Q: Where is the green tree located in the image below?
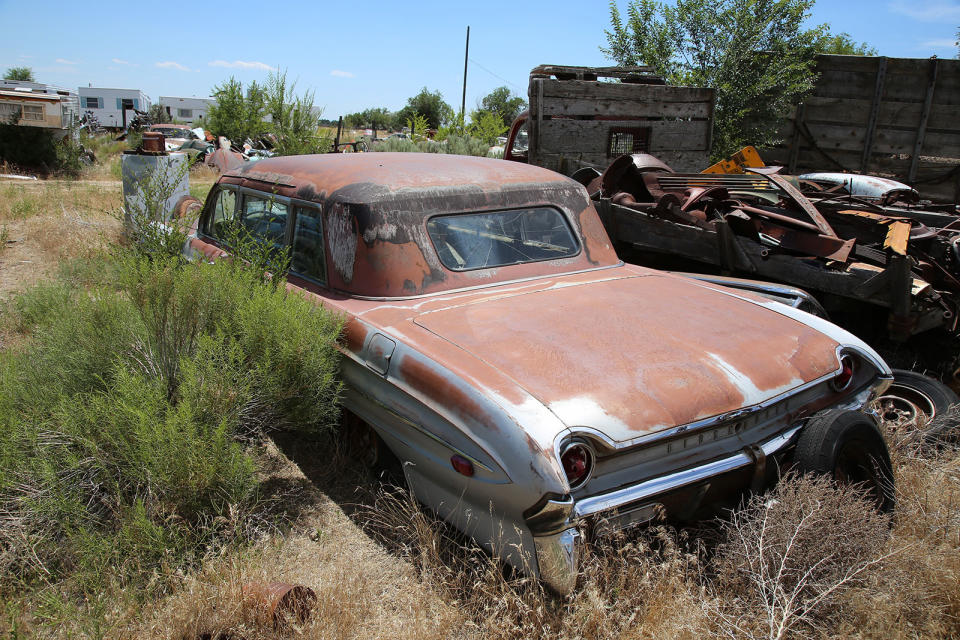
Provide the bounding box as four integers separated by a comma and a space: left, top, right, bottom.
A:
147, 103, 172, 124
479, 86, 527, 128
406, 113, 431, 140
815, 31, 877, 56
265, 69, 330, 155
206, 77, 268, 143
345, 107, 393, 137
468, 109, 508, 145
395, 87, 454, 130
3, 67, 34, 81
603, 0, 823, 159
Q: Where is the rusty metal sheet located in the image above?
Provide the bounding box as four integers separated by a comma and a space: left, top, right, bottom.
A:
753, 220, 855, 262
746, 169, 837, 238
884, 221, 910, 256
207, 148, 246, 173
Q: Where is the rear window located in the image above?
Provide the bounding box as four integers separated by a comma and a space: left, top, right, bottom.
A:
426, 208, 579, 271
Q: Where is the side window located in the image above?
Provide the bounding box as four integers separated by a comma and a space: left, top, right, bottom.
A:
208, 188, 237, 238
290, 206, 326, 283
241, 194, 288, 250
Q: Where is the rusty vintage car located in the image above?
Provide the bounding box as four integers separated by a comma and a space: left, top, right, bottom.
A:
184, 153, 895, 594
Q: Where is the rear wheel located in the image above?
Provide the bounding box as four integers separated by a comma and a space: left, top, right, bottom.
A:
794, 410, 895, 513
342, 411, 402, 480
875, 369, 959, 444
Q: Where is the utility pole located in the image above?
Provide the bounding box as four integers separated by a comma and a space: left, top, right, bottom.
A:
461, 26, 470, 133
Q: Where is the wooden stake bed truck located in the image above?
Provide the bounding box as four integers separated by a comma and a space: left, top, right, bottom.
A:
503, 65, 716, 176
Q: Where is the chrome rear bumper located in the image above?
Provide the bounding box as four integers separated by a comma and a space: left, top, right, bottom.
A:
533, 424, 802, 594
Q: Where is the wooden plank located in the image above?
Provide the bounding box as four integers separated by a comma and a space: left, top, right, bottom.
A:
539, 79, 713, 102
538, 119, 711, 156
909, 59, 940, 182
812, 71, 882, 100
883, 70, 960, 105
528, 77, 543, 168
788, 102, 805, 174
815, 55, 881, 74
885, 57, 960, 76
541, 99, 712, 119
861, 57, 887, 171
812, 70, 960, 104
884, 221, 910, 256
536, 80, 714, 118
782, 121, 960, 157
801, 97, 960, 131
771, 147, 958, 176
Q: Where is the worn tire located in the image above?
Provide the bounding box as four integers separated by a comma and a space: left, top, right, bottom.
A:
877, 369, 960, 444
342, 412, 402, 481
794, 410, 895, 513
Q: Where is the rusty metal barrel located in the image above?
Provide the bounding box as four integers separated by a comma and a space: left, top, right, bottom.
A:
241, 582, 317, 628
141, 131, 166, 153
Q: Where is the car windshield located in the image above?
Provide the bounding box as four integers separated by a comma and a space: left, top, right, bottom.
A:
427, 208, 579, 271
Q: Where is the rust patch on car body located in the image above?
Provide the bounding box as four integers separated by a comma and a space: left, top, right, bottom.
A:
397, 354, 502, 434
342, 319, 367, 354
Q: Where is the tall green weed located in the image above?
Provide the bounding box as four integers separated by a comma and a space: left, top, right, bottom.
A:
0, 254, 343, 596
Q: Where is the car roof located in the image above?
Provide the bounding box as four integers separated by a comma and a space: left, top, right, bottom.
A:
224, 152, 573, 196
214, 153, 619, 298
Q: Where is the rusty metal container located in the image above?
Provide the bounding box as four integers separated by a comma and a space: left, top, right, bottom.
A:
241, 582, 316, 628
141, 131, 165, 153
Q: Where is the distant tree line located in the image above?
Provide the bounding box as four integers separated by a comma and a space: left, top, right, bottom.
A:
343, 85, 526, 144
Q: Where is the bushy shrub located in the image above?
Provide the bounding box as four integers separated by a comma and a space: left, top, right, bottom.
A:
0, 124, 84, 176
0, 254, 343, 594
369, 134, 490, 157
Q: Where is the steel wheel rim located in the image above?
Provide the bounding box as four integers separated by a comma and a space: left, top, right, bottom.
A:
877, 383, 938, 431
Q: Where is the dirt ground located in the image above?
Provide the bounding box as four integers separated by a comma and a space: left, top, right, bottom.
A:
0, 179, 120, 299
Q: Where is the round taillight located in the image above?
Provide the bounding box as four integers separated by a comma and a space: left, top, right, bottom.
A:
832, 355, 855, 391
560, 441, 594, 489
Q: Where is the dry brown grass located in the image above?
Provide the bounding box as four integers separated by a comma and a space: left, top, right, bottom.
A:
5, 430, 960, 640
0, 180, 121, 302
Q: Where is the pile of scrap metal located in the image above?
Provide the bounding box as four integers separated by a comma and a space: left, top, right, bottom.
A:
589, 152, 960, 342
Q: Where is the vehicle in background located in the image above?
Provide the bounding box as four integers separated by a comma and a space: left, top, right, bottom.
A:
147, 124, 200, 151
503, 65, 714, 176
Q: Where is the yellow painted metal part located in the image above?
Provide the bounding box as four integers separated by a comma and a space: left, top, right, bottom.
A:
884, 221, 911, 256
702, 146, 765, 174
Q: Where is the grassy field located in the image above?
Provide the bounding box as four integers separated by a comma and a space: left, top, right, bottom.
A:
0, 152, 958, 639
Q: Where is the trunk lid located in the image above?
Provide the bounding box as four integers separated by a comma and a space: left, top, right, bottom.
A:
412, 274, 839, 443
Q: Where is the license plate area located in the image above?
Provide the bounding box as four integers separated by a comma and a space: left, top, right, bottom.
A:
591, 502, 662, 539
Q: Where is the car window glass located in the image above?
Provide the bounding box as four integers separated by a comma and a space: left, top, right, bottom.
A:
427, 208, 578, 271
291, 206, 327, 283
511, 123, 529, 154
242, 194, 288, 247
209, 188, 236, 238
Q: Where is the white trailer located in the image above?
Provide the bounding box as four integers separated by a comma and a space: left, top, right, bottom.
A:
78, 86, 150, 129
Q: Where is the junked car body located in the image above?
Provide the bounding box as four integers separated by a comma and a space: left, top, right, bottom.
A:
184, 153, 894, 594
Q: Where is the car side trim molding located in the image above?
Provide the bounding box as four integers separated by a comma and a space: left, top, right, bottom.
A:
347, 388, 496, 473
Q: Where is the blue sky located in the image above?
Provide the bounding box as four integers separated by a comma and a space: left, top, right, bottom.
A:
0, 0, 956, 119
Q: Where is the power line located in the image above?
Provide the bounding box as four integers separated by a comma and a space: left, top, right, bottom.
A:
467, 57, 524, 91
